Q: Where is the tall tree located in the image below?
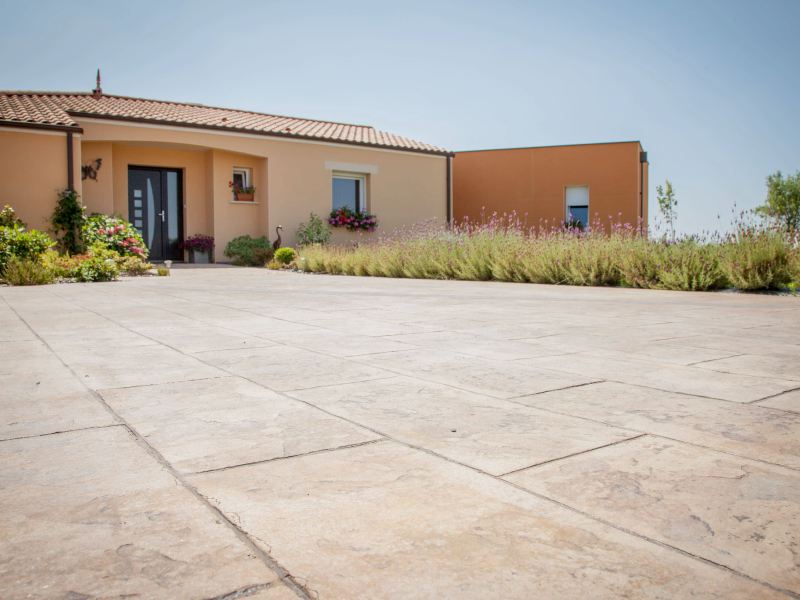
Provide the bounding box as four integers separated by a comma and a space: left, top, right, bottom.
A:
756, 170, 800, 230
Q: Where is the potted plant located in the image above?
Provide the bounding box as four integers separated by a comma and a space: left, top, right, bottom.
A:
229, 180, 256, 202
181, 234, 215, 263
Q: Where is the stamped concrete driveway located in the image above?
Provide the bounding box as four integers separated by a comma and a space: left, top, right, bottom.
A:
1, 267, 799, 600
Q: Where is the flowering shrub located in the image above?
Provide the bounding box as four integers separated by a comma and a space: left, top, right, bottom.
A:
0, 205, 25, 228
299, 213, 800, 291
329, 207, 378, 232
182, 234, 215, 252
83, 214, 148, 258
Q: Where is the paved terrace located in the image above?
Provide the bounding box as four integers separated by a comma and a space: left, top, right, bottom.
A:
1, 267, 799, 600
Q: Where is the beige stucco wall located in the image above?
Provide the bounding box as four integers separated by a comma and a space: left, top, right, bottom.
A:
0, 128, 81, 231
76, 119, 447, 261
81, 141, 113, 216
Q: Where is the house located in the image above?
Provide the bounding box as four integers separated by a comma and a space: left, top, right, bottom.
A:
0, 79, 453, 262
453, 141, 648, 230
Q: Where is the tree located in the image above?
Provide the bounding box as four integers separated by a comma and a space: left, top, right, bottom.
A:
656, 180, 677, 241
756, 170, 800, 230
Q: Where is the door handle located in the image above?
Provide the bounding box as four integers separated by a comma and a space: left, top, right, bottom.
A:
158, 210, 165, 222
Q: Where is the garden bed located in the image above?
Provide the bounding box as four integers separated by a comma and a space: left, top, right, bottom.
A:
297, 216, 799, 293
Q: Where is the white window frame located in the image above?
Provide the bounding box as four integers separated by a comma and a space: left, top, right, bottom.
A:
332, 171, 367, 213
565, 185, 590, 223
232, 167, 251, 200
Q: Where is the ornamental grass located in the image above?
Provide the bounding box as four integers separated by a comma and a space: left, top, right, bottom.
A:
299, 214, 799, 292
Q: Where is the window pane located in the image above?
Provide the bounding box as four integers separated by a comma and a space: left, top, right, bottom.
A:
332, 177, 358, 211
568, 206, 589, 228
167, 171, 179, 243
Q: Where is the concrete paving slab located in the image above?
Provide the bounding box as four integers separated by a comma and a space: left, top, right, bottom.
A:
694, 353, 800, 381
196, 345, 389, 391
0, 426, 278, 599
0, 370, 116, 440
504, 436, 800, 595
525, 353, 800, 403
287, 376, 638, 475
62, 343, 227, 391
516, 381, 800, 469
385, 330, 571, 361
102, 377, 381, 473
522, 334, 739, 366
0, 339, 65, 375
262, 327, 420, 357
360, 348, 599, 399
189, 440, 782, 600
758, 389, 800, 413
135, 324, 278, 354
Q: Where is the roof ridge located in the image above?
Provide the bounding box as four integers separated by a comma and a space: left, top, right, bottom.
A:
0, 90, 375, 129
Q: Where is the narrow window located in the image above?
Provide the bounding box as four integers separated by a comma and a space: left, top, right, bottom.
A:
332, 173, 366, 213
565, 186, 590, 229
232, 168, 250, 200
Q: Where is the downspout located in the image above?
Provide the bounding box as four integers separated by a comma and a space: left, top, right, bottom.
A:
639, 151, 647, 234
446, 155, 452, 226
67, 131, 74, 190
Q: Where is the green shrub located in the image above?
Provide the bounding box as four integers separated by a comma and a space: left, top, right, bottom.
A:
83, 214, 148, 258
274, 247, 297, 265
2, 257, 54, 286
75, 256, 118, 282
0, 205, 25, 228
118, 255, 155, 276
41, 250, 83, 278
251, 246, 275, 266
295, 213, 332, 246
224, 235, 271, 266
619, 238, 726, 291
51, 189, 85, 255
0, 226, 54, 274
719, 225, 797, 290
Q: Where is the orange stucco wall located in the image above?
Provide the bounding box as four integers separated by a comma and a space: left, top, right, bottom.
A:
0, 128, 81, 231
453, 142, 648, 230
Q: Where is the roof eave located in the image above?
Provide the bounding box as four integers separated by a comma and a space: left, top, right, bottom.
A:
67, 112, 454, 157
0, 119, 83, 133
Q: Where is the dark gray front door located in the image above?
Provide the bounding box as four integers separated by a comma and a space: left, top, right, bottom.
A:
128, 167, 183, 262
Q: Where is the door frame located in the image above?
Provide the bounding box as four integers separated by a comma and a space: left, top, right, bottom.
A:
128, 166, 185, 262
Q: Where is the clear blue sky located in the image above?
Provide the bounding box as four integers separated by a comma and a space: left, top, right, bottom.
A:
2, 0, 797, 234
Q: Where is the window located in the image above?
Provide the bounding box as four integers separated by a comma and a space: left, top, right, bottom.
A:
565, 186, 589, 228
232, 168, 251, 200
332, 172, 366, 213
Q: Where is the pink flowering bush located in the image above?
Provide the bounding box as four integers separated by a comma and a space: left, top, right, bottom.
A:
329, 206, 379, 232
83, 214, 148, 258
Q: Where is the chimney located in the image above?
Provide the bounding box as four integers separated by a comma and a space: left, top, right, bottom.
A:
92, 69, 102, 99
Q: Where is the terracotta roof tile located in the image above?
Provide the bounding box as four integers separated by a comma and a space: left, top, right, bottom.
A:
0, 91, 450, 155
